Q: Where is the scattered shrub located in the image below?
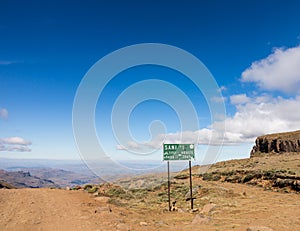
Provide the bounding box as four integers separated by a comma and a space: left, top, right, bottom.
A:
202, 173, 221, 181
174, 174, 189, 180
241, 174, 255, 183
288, 170, 296, 175
87, 186, 98, 193
83, 184, 93, 190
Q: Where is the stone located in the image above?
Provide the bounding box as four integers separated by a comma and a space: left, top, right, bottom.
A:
116, 223, 130, 231
247, 226, 274, 231
192, 214, 211, 224
191, 208, 199, 213
177, 208, 185, 213
139, 221, 148, 226
155, 221, 165, 225
93, 192, 99, 196
170, 201, 178, 211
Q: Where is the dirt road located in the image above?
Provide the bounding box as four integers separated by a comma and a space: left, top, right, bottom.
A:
0, 182, 300, 231
0, 188, 120, 231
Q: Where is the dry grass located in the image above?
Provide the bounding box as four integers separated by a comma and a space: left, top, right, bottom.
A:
1, 153, 300, 230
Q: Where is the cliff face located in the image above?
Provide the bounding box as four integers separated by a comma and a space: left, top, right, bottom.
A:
251, 130, 300, 157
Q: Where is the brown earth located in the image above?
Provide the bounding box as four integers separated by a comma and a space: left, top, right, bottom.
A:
0, 153, 300, 231
0, 182, 299, 230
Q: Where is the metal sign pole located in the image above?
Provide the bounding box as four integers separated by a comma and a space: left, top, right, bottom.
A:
167, 161, 171, 211
189, 160, 193, 210
164, 144, 195, 211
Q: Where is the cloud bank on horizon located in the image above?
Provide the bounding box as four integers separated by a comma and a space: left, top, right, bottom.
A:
0, 136, 32, 152
117, 45, 300, 151
0, 108, 32, 152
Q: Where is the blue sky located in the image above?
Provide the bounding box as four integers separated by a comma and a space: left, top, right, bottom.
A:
1, 0, 300, 163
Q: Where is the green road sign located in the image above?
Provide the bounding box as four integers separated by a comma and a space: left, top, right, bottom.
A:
163, 144, 195, 161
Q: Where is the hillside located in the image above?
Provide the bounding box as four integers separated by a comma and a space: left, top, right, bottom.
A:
1, 152, 299, 230
194, 152, 300, 193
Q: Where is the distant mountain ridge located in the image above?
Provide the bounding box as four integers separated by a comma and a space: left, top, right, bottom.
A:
26, 168, 103, 188
0, 169, 60, 188
251, 130, 300, 157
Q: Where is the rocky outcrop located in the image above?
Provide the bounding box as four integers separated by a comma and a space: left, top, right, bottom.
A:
251, 130, 300, 157
200, 169, 300, 192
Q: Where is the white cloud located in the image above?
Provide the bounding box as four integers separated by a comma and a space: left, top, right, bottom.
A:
116, 47, 300, 152
0, 108, 32, 152
0, 108, 8, 119
211, 96, 226, 103
1, 137, 32, 145
0, 136, 32, 152
116, 144, 126, 150
117, 94, 300, 151
220, 94, 300, 141
217, 86, 227, 92
3, 145, 31, 152
230, 94, 250, 105
223, 99, 295, 139
241, 45, 300, 94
